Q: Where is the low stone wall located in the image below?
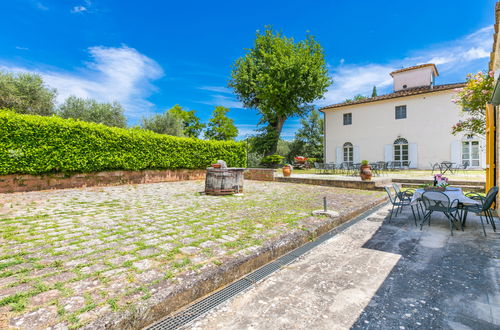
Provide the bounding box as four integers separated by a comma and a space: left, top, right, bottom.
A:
244, 168, 276, 181
0, 169, 206, 193
275, 176, 391, 190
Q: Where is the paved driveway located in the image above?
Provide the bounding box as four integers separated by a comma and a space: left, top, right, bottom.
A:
186, 204, 500, 329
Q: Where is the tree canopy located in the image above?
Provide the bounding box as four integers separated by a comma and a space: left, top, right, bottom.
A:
229, 27, 331, 155
0, 71, 56, 116
168, 105, 205, 138
204, 106, 238, 140
288, 109, 324, 160
58, 96, 127, 128
451, 71, 493, 136
141, 110, 185, 136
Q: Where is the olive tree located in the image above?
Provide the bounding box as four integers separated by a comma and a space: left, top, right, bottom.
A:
0, 71, 56, 115
58, 96, 127, 128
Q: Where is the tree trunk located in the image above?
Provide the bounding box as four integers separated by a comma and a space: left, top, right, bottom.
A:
265, 117, 285, 156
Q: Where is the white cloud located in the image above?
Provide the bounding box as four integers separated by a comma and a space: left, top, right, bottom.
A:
71, 6, 87, 13
198, 86, 232, 94
319, 26, 493, 106
0, 46, 163, 121
71, 1, 92, 13
34, 1, 48, 10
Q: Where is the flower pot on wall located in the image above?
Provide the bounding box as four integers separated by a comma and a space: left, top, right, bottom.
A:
282, 165, 292, 177
360, 164, 372, 181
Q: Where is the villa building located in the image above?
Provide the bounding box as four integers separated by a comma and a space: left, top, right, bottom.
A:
321, 64, 486, 169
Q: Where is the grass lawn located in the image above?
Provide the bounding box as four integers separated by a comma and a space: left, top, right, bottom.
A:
0, 180, 384, 329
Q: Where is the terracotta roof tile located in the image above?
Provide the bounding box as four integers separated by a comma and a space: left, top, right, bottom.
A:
319, 83, 465, 111
390, 63, 438, 76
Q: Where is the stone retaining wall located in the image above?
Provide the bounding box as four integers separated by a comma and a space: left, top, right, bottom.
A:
0, 169, 206, 193
275, 176, 391, 190
244, 168, 276, 181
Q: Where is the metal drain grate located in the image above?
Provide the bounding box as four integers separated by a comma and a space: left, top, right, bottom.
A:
148, 278, 252, 330
147, 201, 388, 330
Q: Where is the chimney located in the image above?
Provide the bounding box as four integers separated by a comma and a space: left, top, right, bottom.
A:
390, 64, 439, 92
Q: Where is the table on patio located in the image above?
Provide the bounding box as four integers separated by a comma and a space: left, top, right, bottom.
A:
410, 187, 481, 225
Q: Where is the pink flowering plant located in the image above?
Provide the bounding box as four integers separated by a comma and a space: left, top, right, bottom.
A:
434, 174, 449, 187
451, 71, 494, 136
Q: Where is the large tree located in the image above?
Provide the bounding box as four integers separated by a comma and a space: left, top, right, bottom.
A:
0, 71, 56, 115
229, 27, 331, 155
289, 109, 324, 160
168, 104, 205, 138
58, 96, 127, 128
141, 110, 185, 136
204, 106, 238, 140
452, 71, 493, 136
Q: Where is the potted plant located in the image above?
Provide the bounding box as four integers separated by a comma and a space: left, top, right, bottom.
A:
294, 156, 308, 164
360, 160, 372, 181
282, 164, 293, 177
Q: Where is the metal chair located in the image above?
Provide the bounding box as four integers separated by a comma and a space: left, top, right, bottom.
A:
391, 184, 420, 226
420, 191, 462, 236
463, 187, 498, 236
384, 186, 417, 224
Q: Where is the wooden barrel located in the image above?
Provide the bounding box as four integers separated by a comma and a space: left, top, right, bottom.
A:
205, 168, 244, 195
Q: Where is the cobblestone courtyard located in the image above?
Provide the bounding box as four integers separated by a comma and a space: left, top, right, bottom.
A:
0, 180, 384, 329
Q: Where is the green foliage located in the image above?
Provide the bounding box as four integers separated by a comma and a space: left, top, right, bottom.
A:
229, 27, 331, 155
0, 71, 56, 116
452, 71, 493, 136
345, 94, 367, 102
168, 105, 205, 138
260, 154, 284, 167
371, 86, 377, 97
288, 110, 324, 161
57, 96, 127, 128
0, 110, 246, 175
141, 110, 185, 136
204, 106, 238, 140
361, 160, 369, 166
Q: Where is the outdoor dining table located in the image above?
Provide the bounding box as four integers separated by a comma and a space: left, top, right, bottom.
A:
410, 187, 481, 225
439, 161, 455, 175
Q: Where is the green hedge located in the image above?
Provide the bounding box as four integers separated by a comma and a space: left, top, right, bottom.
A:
0, 110, 246, 175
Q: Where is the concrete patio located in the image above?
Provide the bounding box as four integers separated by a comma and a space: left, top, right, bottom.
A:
185, 203, 500, 329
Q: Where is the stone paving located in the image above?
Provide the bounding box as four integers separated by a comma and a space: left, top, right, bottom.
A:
0, 180, 384, 329
186, 203, 499, 329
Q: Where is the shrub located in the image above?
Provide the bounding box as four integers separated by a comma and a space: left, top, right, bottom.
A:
0, 110, 246, 175
260, 154, 284, 168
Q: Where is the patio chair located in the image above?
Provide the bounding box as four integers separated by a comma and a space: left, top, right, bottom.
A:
420, 191, 462, 236
430, 162, 442, 175
392, 184, 420, 226
463, 187, 498, 236
377, 161, 388, 176
384, 187, 418, 224
370, 163, 379, 176
314, 162, 327, 174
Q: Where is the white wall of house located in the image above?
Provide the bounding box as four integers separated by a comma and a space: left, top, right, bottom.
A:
323, 90, 486, 169
393, 66, 436, 91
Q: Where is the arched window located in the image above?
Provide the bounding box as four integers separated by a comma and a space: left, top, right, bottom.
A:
393, 138, 408, 165
343, 142, 353, 163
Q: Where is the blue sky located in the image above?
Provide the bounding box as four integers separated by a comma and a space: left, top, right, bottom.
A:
0, 0, 496, 139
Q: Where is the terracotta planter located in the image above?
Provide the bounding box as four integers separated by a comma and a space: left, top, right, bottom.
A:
282, 166, 292, 177
360, 164, 372, 181
212, 164, 222, 169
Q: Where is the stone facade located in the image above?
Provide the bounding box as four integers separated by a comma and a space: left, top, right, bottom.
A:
0, 169, 206, 193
